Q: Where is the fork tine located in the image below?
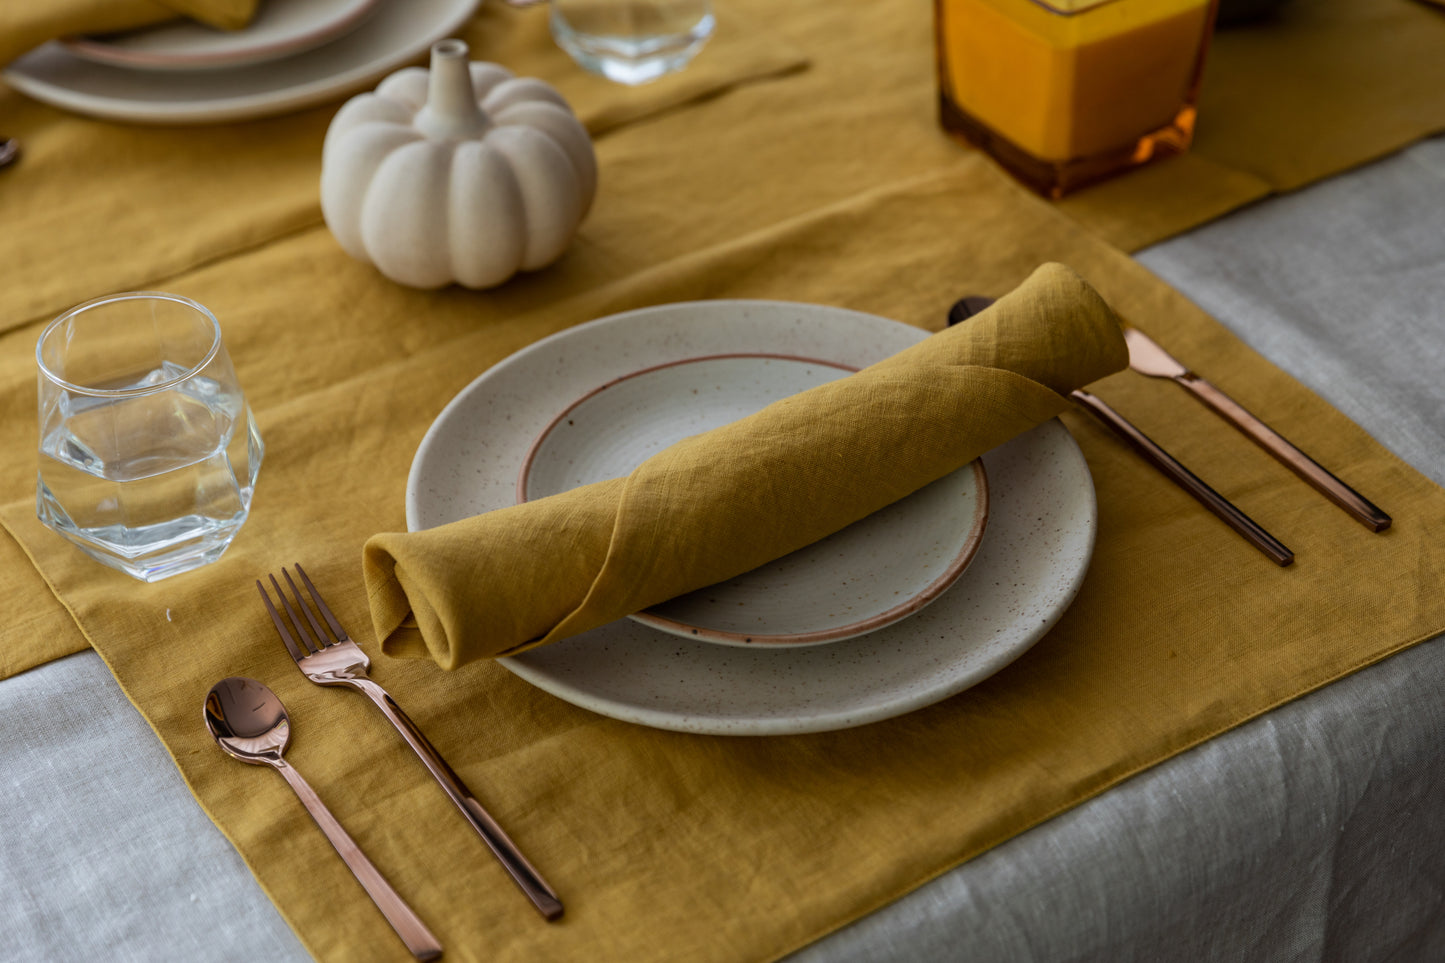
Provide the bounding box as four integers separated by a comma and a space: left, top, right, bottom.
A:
295, 563, 352, 643
258, 579, 309, 662
269, 573, 319, 655
282, 567, 334, 648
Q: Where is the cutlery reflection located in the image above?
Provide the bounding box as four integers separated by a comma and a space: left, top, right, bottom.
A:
1123, 327, 1391, 532
258, 565, 564, 921
204, 677, 443, 962
948, 296, 1294, 566
0, 138, 19, 169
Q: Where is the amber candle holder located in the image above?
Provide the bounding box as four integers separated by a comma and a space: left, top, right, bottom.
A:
935, 0, 1219, 198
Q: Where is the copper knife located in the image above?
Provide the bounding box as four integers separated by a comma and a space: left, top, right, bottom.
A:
1123, 328, 1391, 532
1070, 389, 1294, 566
948, 296, 1294, 565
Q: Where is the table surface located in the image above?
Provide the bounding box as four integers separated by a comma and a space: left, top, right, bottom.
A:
3, 129, 1442, 961
7, 0, 1445, 949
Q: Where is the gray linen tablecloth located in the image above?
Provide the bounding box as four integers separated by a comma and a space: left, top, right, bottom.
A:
4, 137, 1444, 961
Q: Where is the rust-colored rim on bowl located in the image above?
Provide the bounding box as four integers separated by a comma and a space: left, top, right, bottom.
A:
516, 352, 991, 647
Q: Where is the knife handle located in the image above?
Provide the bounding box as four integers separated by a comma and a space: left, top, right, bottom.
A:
1178, 375, 1391, 532
1070, 390, 1294, 566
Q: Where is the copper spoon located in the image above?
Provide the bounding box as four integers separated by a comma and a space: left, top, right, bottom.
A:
204, 677, 442, 961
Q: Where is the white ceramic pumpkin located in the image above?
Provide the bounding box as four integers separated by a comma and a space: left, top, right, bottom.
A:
321, 39, 598, 290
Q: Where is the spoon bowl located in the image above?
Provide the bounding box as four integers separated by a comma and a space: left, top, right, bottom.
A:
204, 676, 291, 763
201, 675, 442, 960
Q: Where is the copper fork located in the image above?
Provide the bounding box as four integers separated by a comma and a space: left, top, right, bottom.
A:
258, 564, 564, 921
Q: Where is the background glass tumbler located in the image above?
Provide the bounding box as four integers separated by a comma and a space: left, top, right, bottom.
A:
935, 0, 1219, 198
551, 0, 715, 85
35, 292, 263, 582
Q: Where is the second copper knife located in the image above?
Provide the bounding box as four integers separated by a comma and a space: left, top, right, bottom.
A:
1123, 328, 1391, 532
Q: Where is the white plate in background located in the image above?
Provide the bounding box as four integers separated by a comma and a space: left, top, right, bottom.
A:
63, 0, 384, 72
5, 0, 478, 124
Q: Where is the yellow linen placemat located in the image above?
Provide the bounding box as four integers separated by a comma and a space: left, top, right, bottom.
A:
0, 0, 806, 335
0, 0, 260, 67
2, 154, 1442, 963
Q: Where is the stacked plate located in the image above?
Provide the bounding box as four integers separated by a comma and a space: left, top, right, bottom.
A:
408, 300, 1101, 736
3, 0, 481, 123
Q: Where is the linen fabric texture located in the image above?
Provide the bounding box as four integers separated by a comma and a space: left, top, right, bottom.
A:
363, 263, 1128, 666
3, 2, 1445, 961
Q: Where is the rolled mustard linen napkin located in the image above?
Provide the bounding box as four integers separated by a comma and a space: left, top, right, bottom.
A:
363, 263, 1128, 667
1, 0, 260, 66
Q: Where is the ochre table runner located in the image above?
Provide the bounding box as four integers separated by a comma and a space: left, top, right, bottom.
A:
0, 0, 806, 333
4, 154, 1444, 961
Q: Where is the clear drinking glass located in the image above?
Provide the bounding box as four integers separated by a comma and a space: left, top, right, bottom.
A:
35, 292, 263, 582
550, 0, 715, 85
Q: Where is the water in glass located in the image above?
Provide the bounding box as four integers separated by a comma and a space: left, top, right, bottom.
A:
550, 0, 714, 85
35, 293, 263, 582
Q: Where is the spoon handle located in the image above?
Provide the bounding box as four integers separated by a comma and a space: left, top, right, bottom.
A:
271, 759, 443, 961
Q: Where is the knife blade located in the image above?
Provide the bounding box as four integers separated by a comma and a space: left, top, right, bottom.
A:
947, 296, 1294, 566
1123, 327, 1391, 532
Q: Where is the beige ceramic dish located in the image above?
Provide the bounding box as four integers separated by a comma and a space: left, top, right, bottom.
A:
5, 0, 477, 124
407, 300, 1098, 735
63, 0, 383, 72
518, 353, 990, 648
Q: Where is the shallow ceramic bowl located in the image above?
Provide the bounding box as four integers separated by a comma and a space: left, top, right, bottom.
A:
519, 353, 989, 647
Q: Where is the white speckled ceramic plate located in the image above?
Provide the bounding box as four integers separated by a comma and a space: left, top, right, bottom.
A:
4, 0, 477, 124
63, 0, 383, 72
408, 300, 1097, 735
518, 353, 989, 647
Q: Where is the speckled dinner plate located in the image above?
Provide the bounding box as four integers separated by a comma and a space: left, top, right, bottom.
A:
63, 0, 383, 72
5, 0, 477, 123
407, 300, 1097, 735
518, 353, 990, 648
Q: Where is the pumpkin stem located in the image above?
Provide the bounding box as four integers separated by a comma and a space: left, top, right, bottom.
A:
414, 39, 492, 142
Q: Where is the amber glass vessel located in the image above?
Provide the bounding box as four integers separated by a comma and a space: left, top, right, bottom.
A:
935, 0, 1218, 198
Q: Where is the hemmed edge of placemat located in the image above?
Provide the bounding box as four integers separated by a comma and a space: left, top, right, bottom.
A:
0, 515, 91, 678
763, 622, 1445, 963
0, 511, 329, 961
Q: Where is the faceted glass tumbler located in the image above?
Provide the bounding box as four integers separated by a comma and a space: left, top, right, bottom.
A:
35, 292, 263, 582
550, 0, 715, 85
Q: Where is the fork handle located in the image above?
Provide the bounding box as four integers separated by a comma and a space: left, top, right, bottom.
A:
350, 678, 565, 921
270, 759, 442, 961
